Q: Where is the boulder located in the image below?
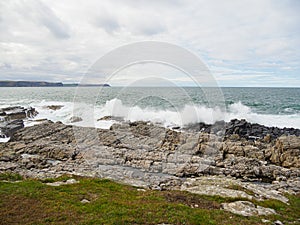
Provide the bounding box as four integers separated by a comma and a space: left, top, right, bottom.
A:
269, 135, 300, 168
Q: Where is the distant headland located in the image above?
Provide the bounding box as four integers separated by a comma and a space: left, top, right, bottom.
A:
0, 81, 110, 87
63, 83, 111, 87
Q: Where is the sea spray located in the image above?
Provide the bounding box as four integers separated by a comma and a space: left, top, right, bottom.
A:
25, 98, 300, 129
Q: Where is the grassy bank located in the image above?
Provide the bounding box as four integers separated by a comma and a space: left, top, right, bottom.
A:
0, 174, 299, 225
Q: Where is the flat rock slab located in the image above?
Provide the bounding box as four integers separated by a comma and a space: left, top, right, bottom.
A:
181, 184, 253, 200
221, 201, 276, 217
182, 177, 289, 204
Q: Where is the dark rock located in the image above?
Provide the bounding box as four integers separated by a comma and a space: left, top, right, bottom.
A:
0, 106, 38, 121
69, 116, 83, 123
46, 105, 63, 110
184, 119, 300, 141
0, 120, 24, 137
183, 122, 211, 132
97, 116, 124, 122
0, 106, 38, 138
0, 110, 6, 116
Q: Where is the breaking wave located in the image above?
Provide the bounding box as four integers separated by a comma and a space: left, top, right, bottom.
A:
21, 98, 300, 129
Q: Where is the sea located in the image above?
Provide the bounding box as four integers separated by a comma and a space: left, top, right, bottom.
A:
0, 87, 299, 140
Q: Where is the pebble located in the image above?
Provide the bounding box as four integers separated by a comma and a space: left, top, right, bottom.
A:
80, 199, 90, 204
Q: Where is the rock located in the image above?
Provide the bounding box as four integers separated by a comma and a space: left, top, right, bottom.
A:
137, 188, 146, 192
182, 184, 253, 200
0, 120, 24, 137
46, 105, 63, 110
0, 106, 38, 120
273, 220, 283, 225
160, 129, 181, 151
184, 122, 211, 133
0, 118, 300, 202
30, 118, 50, 123
97, 116, 123, 122
264, 134, 271, 143
221, 201, 276, 216
181, 176, 289, 204
69, 116, 83, 123
98, 116, 112, 121
269, 135, 300, 168
184, 119, 300, 141
262, 219, 270, 223
0, 106, 38, 138
80, 199, 90, 203
46, 179, 79, 186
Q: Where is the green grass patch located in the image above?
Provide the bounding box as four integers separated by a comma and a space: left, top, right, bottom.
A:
0, 175, 299, 224
253, 194, 300, 223
0, 172, 23, 181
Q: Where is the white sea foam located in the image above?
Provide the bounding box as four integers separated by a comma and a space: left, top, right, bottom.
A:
0, 137, 10, 143
27, 98, 300, 129
0, 98, 300, 143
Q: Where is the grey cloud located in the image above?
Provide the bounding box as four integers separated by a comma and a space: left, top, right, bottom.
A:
34, 0, 70, 39
0, 63, 12, 69
11, 0, 71, 39
135, 23, 166, 36
114, 0, 182, 9
95, 16, 120, 34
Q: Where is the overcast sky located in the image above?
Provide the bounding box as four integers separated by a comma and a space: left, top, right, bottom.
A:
0, 0, 299, 87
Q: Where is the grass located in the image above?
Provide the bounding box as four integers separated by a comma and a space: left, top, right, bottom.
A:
0, 174, 299, 225
0, 172, 23, 181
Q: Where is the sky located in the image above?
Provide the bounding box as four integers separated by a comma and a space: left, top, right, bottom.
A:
0, 0, 299, 87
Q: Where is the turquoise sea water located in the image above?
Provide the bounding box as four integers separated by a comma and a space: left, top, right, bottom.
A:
0, 87, 299, 129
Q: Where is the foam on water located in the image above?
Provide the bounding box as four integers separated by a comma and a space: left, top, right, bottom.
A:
27, 98, 300, 129
97, 99, 300, 128
1, 97, 300, 143
0, 137, 10, 143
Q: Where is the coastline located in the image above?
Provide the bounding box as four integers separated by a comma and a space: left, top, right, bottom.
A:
0, 105, 300, 222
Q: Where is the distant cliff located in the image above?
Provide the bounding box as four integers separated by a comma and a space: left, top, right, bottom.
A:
0, 81, 63, 87
63, 83, 111, 87
0, 81, 110, 87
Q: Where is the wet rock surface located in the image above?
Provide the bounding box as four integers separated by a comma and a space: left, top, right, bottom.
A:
69, 116, 83, 123
46, 105, 64, 111
0, 106, 38, 138
184, 119, 300, 140
0, 119, 299, 213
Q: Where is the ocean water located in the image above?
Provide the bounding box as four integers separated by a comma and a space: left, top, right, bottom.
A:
0, 87, 299, 131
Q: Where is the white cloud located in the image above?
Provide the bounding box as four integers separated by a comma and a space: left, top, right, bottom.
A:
0, 0, 299, 86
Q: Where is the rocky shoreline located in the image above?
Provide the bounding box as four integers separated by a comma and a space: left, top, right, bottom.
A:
0, 106, 300, 218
